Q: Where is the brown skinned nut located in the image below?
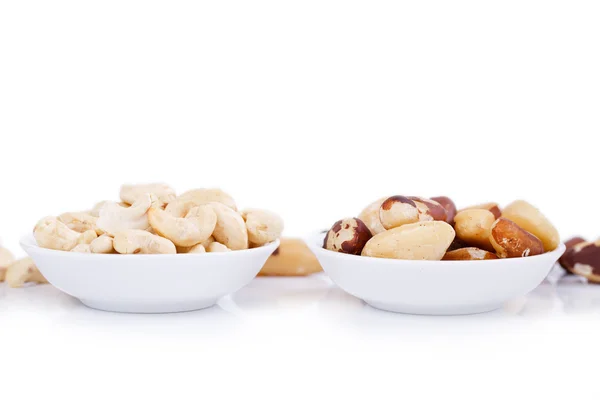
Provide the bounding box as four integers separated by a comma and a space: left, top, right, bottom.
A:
489, 218, 544, 258
443, 247, 499, 261
559, 237, 587, 273
323, 218, 373, 255
379, 196, 419, 229
431, 196, 457, 225
559, 240, 600, 283
501, 200, 560, 252
408, 197, 448, 222
460, 203, 502, 220
447, 237, 469, 252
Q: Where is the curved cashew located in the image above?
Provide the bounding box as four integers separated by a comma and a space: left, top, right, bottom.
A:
206, 242, 231, 253
176, 236, 215, 253
90, 234, 115, 254
5, 257, 48, 288
113, 230, 176, 254
58, 212, 103, 235
166, 188, 237, 217
120, 183, 176, 208
96, 194, 156, 236
148, 205, 217, 247
208, 202, 248, 250
34, 217, 85, 251
241, 208, 284, 246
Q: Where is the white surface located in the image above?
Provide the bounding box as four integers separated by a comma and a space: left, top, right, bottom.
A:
2, 269, 600, 399
1, 0, 599, 398
309, 231, 566, 314
21, 234, 278, 313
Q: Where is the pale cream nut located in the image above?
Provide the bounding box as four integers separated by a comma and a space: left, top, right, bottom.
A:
361, 221, 455, 260
5, 257, 48, 288
34, 217, 83, 251
241, 208, 284, 246
208, 202, 249, 250
148, 205, 217, 247
120, 183, 176, 208
97, 194, 157, 236
113, 229, 176, 254
206, 242, 231, 253
358, 197, 387, 235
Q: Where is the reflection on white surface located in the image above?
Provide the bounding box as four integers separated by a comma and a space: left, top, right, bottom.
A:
2, 263, 600, 332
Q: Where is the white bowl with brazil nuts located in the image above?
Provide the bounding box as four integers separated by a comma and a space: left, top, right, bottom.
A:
21, 234, 279, 313
308, 231, 565, 316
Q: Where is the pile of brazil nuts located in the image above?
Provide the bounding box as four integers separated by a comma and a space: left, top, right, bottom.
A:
559, 237, 600, 283
323, 196, 560, 261
32, 183, 284, 255
0, 241, 47, 288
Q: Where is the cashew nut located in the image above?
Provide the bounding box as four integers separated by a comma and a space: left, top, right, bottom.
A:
71, 244, 92, 253
90, 201, 129, 217
206, 242, 231, 253
90, 234, 115, 254
5, 257, 48, 288
34, 217, 87, 251
120, 183, 176, 208
166, 188, 237, 216
148, 205, 217, 247
208, 202, 248, 250
96, 194, 157, 236
241, 208, 284, 246
58, 212, 102, 234
113, 230, 176, 254
186, 243, 207, 253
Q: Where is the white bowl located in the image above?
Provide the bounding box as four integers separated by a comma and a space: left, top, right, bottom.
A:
21, 234, 279, 314
307, 232, 565, 315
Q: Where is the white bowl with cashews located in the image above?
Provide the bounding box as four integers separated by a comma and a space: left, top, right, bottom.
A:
310, 196, 566, 315
21, 184, 283, 313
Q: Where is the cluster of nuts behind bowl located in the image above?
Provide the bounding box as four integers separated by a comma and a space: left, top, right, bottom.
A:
323, 196, 560, 261
33, 183, 284, 255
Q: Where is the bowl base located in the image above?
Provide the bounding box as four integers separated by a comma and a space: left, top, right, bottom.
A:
80, 298, 218, 314
365, 300, 502, 316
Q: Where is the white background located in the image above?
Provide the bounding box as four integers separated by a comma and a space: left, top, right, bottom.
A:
1, 1, 599, 399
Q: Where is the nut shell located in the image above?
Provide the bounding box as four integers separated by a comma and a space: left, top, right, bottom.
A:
361, 221, 455, 260
489, 218, 544, 258
443, 247, 499, 261
324, 218, 372, 255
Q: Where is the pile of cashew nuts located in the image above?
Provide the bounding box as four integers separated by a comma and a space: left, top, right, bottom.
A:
324, 196, 560, 261
32, 184, 284, 255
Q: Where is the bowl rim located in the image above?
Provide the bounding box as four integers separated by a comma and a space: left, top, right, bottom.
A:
20, 233, 279, 259
305, 230, 566, 265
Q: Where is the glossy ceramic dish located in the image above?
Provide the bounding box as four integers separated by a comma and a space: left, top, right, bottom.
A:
21, 234, 279, 314
307, 231, 565, 315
